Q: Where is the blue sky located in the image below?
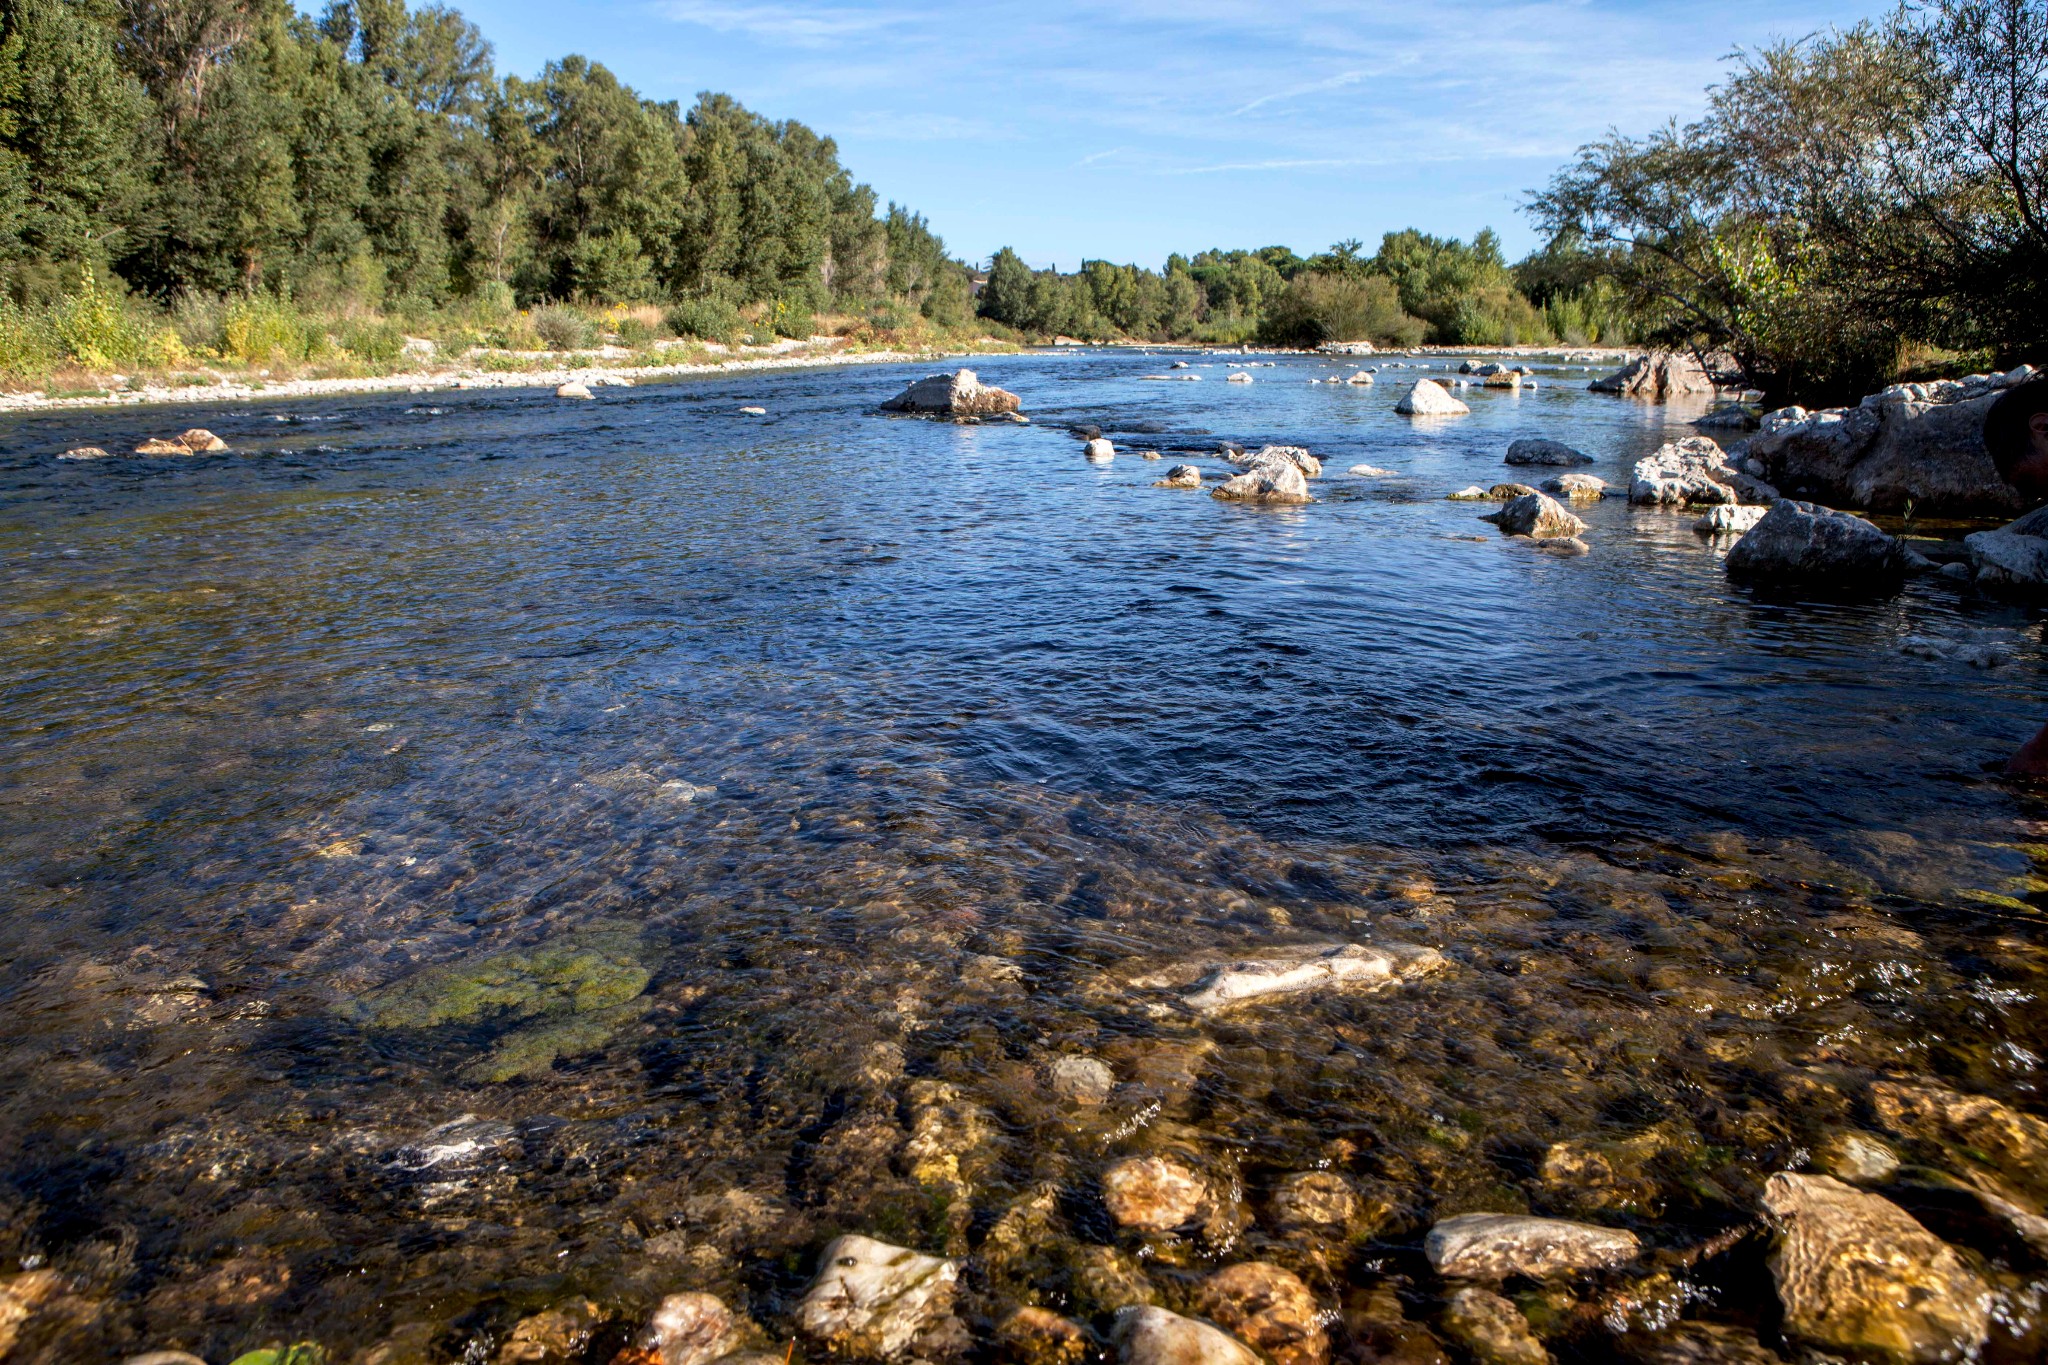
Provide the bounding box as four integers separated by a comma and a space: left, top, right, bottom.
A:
450, 0, 1885, 271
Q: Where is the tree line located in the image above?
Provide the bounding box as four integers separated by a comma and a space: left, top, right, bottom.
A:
0, 0, 970, 324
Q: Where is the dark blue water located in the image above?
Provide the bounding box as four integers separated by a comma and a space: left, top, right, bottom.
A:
0, 351, 2044, 1364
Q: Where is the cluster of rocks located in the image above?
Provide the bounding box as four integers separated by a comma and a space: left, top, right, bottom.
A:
59, 428, 231, 460
1736, 365, 2033, 517
1212, 446, 1320, 505
880, 370, 1027, 422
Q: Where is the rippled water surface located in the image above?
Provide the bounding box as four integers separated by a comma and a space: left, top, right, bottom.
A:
3, 351, 2048, 1363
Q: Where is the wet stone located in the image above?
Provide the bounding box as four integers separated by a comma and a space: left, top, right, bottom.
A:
1113, 1305, 1259, 1365
1068, 1244, 1159, 1315
1268, 1170, 1360, 1235
1103, 1155, 1206, 1232
625, 1292, 740, 1365
1815, 1131, 1900, 1185
1762, 1172, 1990, 1364
1129, 941, 1443, 1016
996, 1307, 1092, 1365
1195, 1262, 1327, 1365
1619, 1323, 1782, 1364
496, 1298, 606, 1362
1438, 1288, 1547, 1365
1048, 1054, 1116, 1105
797, 1234, 961, 1358
1425, 1213, 1641, 1280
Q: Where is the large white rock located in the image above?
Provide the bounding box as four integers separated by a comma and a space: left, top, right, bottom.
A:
1213, 463, 1311, 505
1425, 1213, 1641, 1279
1085, 439, 1116, 462
879, 369, 1022, 417
1395, 379, 1470, 416
1130, 941, 1443, 1015
797, 1234, 959, 1357
1113, 1306, 1259, 1365
1484, 493, 1585, 539
1630, 436, 1739, 506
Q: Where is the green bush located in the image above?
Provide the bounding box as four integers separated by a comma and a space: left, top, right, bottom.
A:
1257, 273, 1424, 348
665, 296, 741, 341
530, 305, 594, 351
768, 296, 814, 339
222, 294, 327, 365
614, 315, 657, 346
332, 318, 405, 365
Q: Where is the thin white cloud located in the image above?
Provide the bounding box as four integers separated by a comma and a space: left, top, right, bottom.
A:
652, 0, 917, 47
1230, 70, 1370, 118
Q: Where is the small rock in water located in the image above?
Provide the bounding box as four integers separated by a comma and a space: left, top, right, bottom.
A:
1048, 1054, 1115, 1105
556, 381, 594, 400
1131, 941, 1443, 1015
1425, 1212, 1641, 1279
1348, 464, 1395, 477
1693, 504, 1767, 535
1102, 1155, 1207, 1231
738, 405, 767, 415
1483, 493, 1585, 539
1762, 1172, 1990, 1364
1438, 1288, 1546, 1365
797, 1234, 960, 1357
1816, 1131, 1900, 1184
1345, 371, 1375, 385
389, 1114, 516, 1172
1448, 486, 1490, 501
1153, 465, 1202, 489
1487, 483, 1539, 500
1504, 438, 1591, 467
1226, 372, 1254, 383
880, 369, 1022, 417
1086, 438, 1116, 462
997, 1307, 1092, 1365
1543, 473, 1607, 500
135, 428, 229, 455
630, 1291, 740, 1365
498, 1299, 607, 1362
58, 446, 112, 461
657, 780, 716, 802
1213, 463, 1311, 505
1195, 1262, 1326, 1365
1269, 1171, 1362, 1235
1395, 378, 1470, 416
1899, 631, 2013, 668
1113, 1305, 1259, 1365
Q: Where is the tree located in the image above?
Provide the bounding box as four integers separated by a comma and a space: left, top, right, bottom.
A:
978, 245, 1032, 327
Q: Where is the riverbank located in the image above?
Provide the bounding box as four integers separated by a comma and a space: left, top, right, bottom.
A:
0, 337, 1017, 416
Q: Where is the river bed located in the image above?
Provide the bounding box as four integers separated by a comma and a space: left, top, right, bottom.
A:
2, 350, 2045, 1363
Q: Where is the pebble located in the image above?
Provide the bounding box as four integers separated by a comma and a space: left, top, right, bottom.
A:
1438, 1288, 1546, 1365
797, 1234, 959, 1357
1424, 1212, 1641, 1279
1196, 1262, 1326, 1365
1048, 1054, 1115, 1105
1102, 1155, 1206, 1231
634, 1292, 739, 1365
996, 1307, 1091, 1365
738, 406, 766, 415
1113, 1305, 1259, 1365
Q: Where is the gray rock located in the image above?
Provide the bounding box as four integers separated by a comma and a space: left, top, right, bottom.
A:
1723, 500, 1926, 586
1424, 1212, 1641, 1279
1131, 941, 1444, 1016
1966, 505, 2048, 591
637, 1292, 741, 1365
1543, 474, 1607, 501
1113, 1306, 1259, 1365
1396, 379, 1470, 416
1048, 1055, 1115, 1105
1085, 438, 1116, 462
1693, 504, 1768, 535
1589, 350, 1715, 400
1630, 436, 1739, 506
1439, 1288, 1547, 1365
1505, 439, 1592, 467
1746, 383, 2022, 517
1762, 1172, 1990, 1364
1484, 493, 1586, 539
1213, 462, 1311, 505
1154, 464, 1203, 489
797, 1234, 960, 1357
1233, 445, 1320, 477
880, 369, 1022, 418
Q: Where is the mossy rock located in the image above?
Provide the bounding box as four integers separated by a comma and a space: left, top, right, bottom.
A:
349, 928, 651, 1033
463, 998, 653, 1082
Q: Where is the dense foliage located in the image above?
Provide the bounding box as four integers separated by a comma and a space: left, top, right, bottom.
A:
974, 232, 1634, 350
0, 0, 972, 375
1529, 0, 2047, 405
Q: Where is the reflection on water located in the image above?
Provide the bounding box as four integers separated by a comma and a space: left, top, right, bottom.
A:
1, 352, 2046, 1362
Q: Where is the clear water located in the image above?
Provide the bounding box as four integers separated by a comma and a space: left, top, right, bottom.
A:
1, 352, 2044, 1363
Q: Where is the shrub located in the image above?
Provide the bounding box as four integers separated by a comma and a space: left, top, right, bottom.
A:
531, 305, 594, 351
665, 296, 741, 341
768, 296, 814, 339
222, 295, 327, 366
1257, 273, 1424, 348
332, 318, 405, 366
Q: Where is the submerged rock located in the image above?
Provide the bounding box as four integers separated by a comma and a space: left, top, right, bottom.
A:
1048, 1054, 1115, 1105
1103, 1156, 1208, 1232
1269, 1171, 1367, 1236
1196, 1263, 1326, 1365
1113, 1306, 1259, 1365
1439, 1289, 1547, 1365
1130, 941, 1444, 1015
997, 1308, 1092, 1365
1868, 1080, 2048, 1188
1349, 464, 1396, 476
1723, 500, 1926, 587
1483, 493, 1585, 539
1761, 1172, 1990, 1364
500, 1299, 607, 1362
1816, 1132, 1901, 1185
1505, 438, 1591, 467
348, 927, 650, 1033
798, 1234, 960, 1357
1154, 465, 1203, 489
1396, 379, 1470, 416
880, 369, 1023, 418
1424, 1213, 1641, 1279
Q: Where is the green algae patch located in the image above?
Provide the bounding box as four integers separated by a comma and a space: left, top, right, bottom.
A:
462, 997, 653, 1082
348, 928, 652, 1034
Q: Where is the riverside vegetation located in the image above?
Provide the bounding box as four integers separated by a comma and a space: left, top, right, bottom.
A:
3, 0, 2040, 406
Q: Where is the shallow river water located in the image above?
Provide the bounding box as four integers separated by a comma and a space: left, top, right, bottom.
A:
3, 351, 2048, 1364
